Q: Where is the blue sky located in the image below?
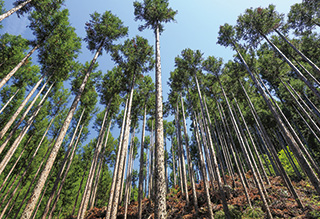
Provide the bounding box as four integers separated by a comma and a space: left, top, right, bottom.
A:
1, 0, 302, 180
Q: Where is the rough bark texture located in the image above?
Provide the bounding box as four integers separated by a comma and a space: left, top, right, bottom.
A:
0, 43, 39, 90
21, 44, 103, 219
154, 24, 167, 219
0, 0, 32, 21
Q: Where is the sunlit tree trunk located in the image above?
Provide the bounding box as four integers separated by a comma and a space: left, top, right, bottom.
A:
21, 41, 104, 219
0, 0, 32, 21
105, 97, 129, 219
0, 44, 40, 90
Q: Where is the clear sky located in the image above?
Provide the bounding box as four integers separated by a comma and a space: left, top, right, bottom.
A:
1, 0, 302, 177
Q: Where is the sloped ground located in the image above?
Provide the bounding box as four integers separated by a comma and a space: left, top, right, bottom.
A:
68, 173, 320, 218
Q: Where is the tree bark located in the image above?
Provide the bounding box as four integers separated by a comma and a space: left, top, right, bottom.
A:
0, 0, 32, 21
154, 24, 167, 219
180, 96, 198, 213
0, 43, 40, 90
110, 74, 135, 219
21, 41, 104, 219
105, 97, 129, 219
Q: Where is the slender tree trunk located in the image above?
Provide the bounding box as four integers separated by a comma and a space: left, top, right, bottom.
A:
175, 103, 189, 203
172, 140, 177, 187
0, 88, 20, 114
48, 125, 84, 219
90, 121, 112, 209
233, 95, 270, 185
42, 109, 85, 219
0, 73, 47, 142
72, 167, 87, 216
0, 43, 40, 90
21, 41, 104, 219
138, 104, 147, 219
217, 80, 272, 217
31, 182, 48, 219
105, 97, 129, 219
303, 93, 320, 119
154, 24, 167, 219
0, 81, 52, 175
180, 96, 198, 212
124, 129, 135, 219
110, 74, 135, 219
194, 74, 231, 218
275, 29, 320, 76
193, 116, 214, 219
78, 99, 111, 219
262, 33, 320, 100
0, 0, 32, 21
236, 53, 305, 207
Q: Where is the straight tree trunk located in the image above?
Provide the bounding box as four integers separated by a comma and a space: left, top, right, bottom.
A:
154, 24, 167, 219
105, 97, 129, 219
261, 33, 320, 100
175, 103, 189, 203
0, 0, 32, 21
180, 96, 198, 213
72, 167, 88, 216
0, 81, 52, 175
0, 73, 46, 142
21, 41, 104, 219
172, 140, 177, 187
194, 74, 231, 218
0, 43, 40, 90
48, 125, 84, 219
78, 99, 111, 219
90, 121, 112, 209
42, 109, 85, 219
275, 29, 320, 75
138, 104, 147, 219
110, 74, 135, 219
236, 54, 305, 207
193, 115, 214, 219
0, 88, 20, 114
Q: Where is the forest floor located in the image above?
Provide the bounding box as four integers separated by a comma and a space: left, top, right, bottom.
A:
70, 172, 320, 218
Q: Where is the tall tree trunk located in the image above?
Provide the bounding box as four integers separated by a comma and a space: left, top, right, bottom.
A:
21, 41, 104, 219
154, 24, 167, 219
90, 120, 112, 209
0, 43, 40, 90
193, 115, 214, 219
194, 74, 231, 218
110, 74, 135, 219
0, 0, 32, 21
175, 103, 189, 203
172, 140, 177, 187
0, 73, 47, 142
48, 125, 84, 219
261, 33, 320, 100
275, 29, 320, 76
180, 96, 198, 213
0, 81, 52, 175
78, 99, 112, 219
138, 104, 147, 219
233, 95, 270, 185
72, 167, 88, 216
42, 109, 85, 219
105, 97, 129, 219
124, 129, 135, 219
0, 88, 20, 114
236, 54, 305, 207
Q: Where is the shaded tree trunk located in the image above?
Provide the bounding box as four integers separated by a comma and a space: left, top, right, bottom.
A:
0, 0, 32, 21
0, 88, 20, 114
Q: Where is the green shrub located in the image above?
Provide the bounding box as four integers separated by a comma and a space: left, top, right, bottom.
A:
214, 205, 242, 219
242, 207, 264, 219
